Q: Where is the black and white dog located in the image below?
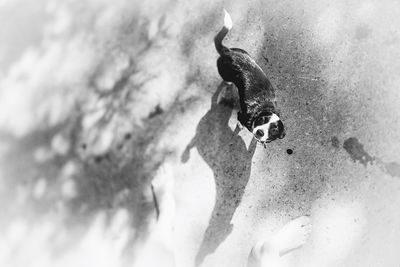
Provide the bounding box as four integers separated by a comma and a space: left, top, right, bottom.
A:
214, 10, 285, 145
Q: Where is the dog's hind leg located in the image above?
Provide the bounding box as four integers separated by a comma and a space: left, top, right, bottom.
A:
217, 82, 237, 108
217, 56, 236, 83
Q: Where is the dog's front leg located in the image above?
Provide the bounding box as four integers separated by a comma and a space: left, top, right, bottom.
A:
236, 120, 244, 130
234, 122, 243, 135
234, 111, 245, 134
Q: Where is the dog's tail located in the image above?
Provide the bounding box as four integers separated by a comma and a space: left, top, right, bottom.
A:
214, 9, 232, 55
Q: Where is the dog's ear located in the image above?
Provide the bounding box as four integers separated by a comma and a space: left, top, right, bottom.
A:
278, 120, 286, 139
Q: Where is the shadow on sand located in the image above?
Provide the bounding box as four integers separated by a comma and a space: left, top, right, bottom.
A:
181, 82, 257, 266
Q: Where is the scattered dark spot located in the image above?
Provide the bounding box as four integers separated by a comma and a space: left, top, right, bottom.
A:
306, 102, 309, 105
263, 55, 269, 62
343, 137, 374, 166
124, 133, 132, 140
384, 162, 400, 178
331, 136, 340, 148
287, 149, 293, 155
148, 104, 163, 119
81, 143, 87, 149
342, 138, 400, 178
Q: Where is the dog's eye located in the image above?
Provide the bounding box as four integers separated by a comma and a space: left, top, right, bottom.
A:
255, 129, 264, 138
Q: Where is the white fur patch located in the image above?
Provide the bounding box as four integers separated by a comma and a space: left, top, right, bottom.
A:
252, 113, 280, 142
268, 113, 280, 124
223, 9, 233, 30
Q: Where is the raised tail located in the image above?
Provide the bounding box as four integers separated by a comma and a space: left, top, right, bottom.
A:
214, 9, 232, 55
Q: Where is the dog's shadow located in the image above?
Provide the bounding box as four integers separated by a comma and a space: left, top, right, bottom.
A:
182, 82, 257, 266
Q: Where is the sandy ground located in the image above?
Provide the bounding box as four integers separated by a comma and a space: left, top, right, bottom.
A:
1, 0, 400, 266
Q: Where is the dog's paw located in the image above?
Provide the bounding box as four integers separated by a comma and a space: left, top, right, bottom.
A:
234, 123, 243, 134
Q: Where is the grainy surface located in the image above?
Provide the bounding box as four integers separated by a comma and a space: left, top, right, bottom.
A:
0, 0, 400, 267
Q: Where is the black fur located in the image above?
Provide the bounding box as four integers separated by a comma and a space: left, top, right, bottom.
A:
214, 14, 285, 142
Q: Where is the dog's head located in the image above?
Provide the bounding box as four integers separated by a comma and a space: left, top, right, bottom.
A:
252, 112, 285, 143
